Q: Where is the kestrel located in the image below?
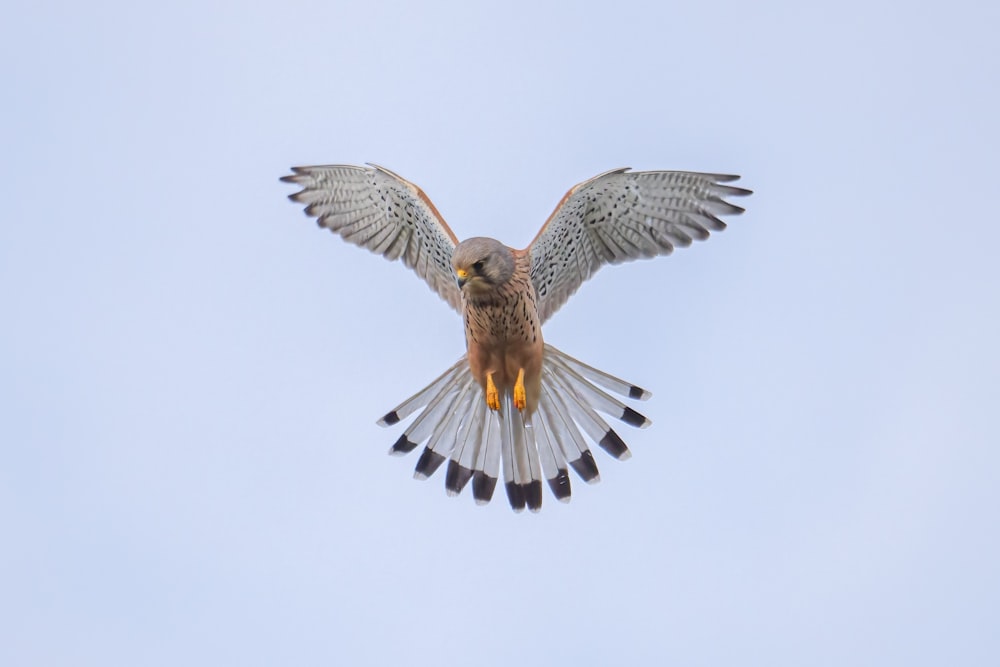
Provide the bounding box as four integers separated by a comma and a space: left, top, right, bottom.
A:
282, 164, 750, 512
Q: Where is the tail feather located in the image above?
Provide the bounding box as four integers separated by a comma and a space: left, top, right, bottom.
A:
429, 382, 476, 458
471, 410, 500, 503
546, 351, 652, 428
378, 344, 650, 511
445, 384, 486, 496
545, 344, 652, 401
500, 393, 543, 512
413, 381, 476, 480
498, 397, 525, 511
457, 401, 484, 472
445, 458, 475, 496
377, 356, 467, 427
540, 385, 601, 483
533, 403, 571, 502
388, 375, 464, 455
544, 366, 632, 461
413, 446, 446, 480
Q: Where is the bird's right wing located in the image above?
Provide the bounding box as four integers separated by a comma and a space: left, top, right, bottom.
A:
282, 164, 463, 312
527, 169, 751, 323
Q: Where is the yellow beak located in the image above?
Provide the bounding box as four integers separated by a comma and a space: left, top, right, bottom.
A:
456, 268, 468, 288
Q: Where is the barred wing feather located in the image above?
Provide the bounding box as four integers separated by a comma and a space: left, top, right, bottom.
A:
528, 169, 751, 323
282, 164, 463, 312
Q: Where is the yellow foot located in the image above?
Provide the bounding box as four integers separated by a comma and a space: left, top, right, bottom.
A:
513, 368, 527, 411
486, 372, 501, 411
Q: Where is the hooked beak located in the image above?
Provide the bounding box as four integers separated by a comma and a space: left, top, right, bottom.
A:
456, 268, 468, 289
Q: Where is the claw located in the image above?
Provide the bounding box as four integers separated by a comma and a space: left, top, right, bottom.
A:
485, 372, 501, 411
513, 368, 526, 411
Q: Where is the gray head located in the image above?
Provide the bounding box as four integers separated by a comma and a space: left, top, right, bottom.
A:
452, 237, 516, 297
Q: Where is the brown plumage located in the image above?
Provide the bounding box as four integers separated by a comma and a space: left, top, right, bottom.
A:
452, 239, 543, 417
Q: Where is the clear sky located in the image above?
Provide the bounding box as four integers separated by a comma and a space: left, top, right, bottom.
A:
2, 1, 998, 665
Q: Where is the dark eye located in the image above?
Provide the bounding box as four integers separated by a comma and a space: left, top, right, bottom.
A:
472, 260, 484, 272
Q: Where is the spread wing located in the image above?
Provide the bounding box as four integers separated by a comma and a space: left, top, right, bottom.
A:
282, 163, 463, 312
527, 168, 751, 323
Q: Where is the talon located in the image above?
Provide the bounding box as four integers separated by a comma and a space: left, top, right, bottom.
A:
486, 372, 501, 411
513, 368, 527, 411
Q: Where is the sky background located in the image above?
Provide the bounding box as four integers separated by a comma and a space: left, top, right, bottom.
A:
2, 1, 998, 665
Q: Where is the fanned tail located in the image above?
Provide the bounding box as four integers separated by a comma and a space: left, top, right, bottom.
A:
376, 343, 651, 512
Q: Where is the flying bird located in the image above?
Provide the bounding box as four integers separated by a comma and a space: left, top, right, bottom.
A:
282, 164, 750, 512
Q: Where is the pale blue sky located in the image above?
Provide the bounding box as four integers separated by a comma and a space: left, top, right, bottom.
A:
2, 1, 998, 665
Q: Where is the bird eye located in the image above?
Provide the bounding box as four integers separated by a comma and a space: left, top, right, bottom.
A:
472, 260, 484, 272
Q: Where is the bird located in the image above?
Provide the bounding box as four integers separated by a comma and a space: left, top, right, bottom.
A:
281, 163, 750, 512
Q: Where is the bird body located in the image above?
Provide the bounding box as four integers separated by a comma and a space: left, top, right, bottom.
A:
282, 163, 750, 511
457, 244, 543, 416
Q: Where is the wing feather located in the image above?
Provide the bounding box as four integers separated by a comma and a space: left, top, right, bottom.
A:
282, 164, 462, 312
527, 169, 751, 322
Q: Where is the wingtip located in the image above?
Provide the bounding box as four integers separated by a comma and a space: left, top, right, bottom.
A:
712, 173, 742, 183
718, 184, 753, 202
280, 166, 310, 183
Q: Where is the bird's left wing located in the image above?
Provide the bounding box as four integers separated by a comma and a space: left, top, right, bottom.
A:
282, 164, 463, 312
527, 169, 751, 323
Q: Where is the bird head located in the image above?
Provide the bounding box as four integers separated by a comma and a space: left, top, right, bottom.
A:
452, 237, 516, 297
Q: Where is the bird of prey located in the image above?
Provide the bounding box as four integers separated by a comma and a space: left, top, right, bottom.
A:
282, 164, 750, 512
